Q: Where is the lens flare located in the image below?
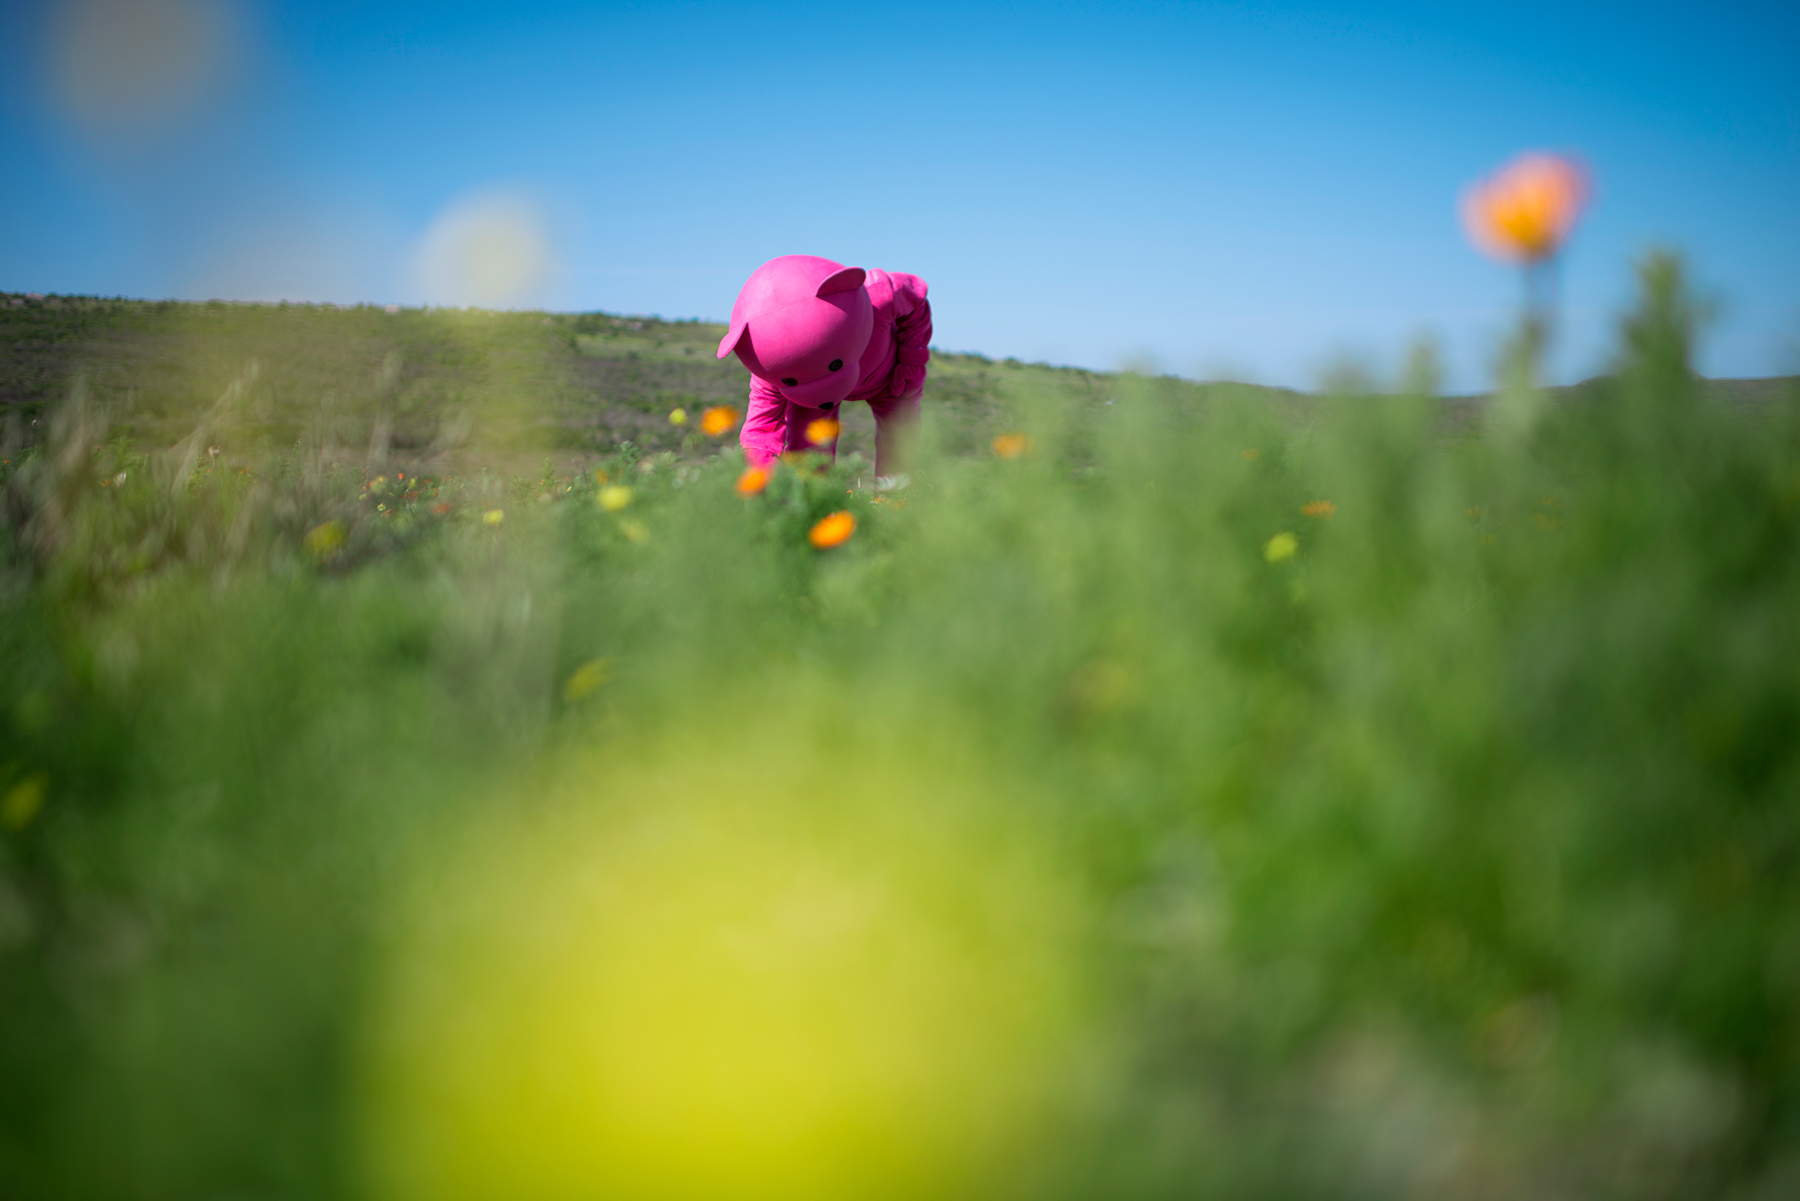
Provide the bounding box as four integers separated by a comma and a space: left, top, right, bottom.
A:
415, 191, 552, 308
360, 730, 1085, 1201
46, 0, 238, 134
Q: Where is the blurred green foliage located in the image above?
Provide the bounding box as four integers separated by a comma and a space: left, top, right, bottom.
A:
2, 256, 1798, 1200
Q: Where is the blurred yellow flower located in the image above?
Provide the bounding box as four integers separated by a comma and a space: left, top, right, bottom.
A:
598, 485, 632, 512
805, 417, 840, 446
562, 658, 612, 703
808, 510, 856, 549
483, 509, 505, 526
701, 405, 740, 436
668, 408, 688, 425
1461, 153, 1589, 262
1264, 531, 1298, 562
736, 465, 770, 496
1241, 449, 1260, 462
1, 773, 48, 831
992, 432, 1030, 458
618, 518, 650, 544
304, 519, 346, 559
1301, 500, 1337, 519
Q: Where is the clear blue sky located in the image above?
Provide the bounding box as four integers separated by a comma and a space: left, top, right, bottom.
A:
3, 0, 1796, 391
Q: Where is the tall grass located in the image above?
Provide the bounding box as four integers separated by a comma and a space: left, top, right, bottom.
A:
2, 255, 1797, 1200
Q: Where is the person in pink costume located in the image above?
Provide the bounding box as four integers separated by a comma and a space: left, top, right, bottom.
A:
717, 255, 931, 479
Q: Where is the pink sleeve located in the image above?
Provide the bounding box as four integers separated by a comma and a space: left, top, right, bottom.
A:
887, 273, 931, 398
739, 374, 788, 468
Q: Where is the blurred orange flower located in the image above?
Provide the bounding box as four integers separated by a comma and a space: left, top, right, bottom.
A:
805, 417, 840, 446
1462, 153, 1589, 262
1301, 500, 1337, 519
702, 405, 740, 436
808, 510, 856, 548
992, 432, 1031, 458
735, 465, 770, 496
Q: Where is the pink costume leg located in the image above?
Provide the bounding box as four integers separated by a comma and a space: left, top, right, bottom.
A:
867, 392, 921, 479
740, 387, 789, 469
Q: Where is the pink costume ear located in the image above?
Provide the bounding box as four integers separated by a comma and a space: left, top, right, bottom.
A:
816, 266, 866, 296
716, 319, 747, 360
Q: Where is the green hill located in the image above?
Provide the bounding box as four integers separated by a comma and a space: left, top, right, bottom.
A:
5, 292, 1792, 474
0, 293, 1174, 473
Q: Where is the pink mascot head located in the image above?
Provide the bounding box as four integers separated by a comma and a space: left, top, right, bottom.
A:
717, 255, 873, 408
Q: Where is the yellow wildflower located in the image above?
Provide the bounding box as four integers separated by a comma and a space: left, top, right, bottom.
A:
1, 773, 48, 831
598, 485, 632, 512
562, 658, 612, 702
618, 518, 650, 544
483, 509, 505, 526
668, 408, 688, 425
1264, 531, 1298, 563
304, 519, 346, 558
991, 432, 1031, 458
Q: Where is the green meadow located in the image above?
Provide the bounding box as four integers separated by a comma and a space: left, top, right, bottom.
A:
3, 256, 1798, 1200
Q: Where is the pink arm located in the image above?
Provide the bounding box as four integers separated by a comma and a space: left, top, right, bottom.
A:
739, 374, 789, 468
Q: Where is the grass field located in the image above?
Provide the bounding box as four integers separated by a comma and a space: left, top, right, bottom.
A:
3, 257, 1799, 1201
0, 293, 1189, 477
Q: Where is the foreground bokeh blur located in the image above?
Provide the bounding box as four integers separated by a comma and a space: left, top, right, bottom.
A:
362, 726, 1084, 1201
2, 256, 1798, 1199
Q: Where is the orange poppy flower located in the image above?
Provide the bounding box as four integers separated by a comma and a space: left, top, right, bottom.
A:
804, 417, 840, 446
1301, 500, 1337, 519
702, 405, 740, 436
1461, 153, 1589, 262
991, 432, 1031, 458
808, 510, 856, 548
735, 465, 770, 495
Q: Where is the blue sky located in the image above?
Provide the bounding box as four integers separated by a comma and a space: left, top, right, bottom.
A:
2, 0, 1796, 391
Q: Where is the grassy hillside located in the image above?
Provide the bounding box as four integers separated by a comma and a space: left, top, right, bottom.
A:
5, 291, 1790, 476
2, 294, 1252, 475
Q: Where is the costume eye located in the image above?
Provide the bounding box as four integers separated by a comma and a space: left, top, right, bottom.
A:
781, 377, 798, 386
828, 359, 843, 372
